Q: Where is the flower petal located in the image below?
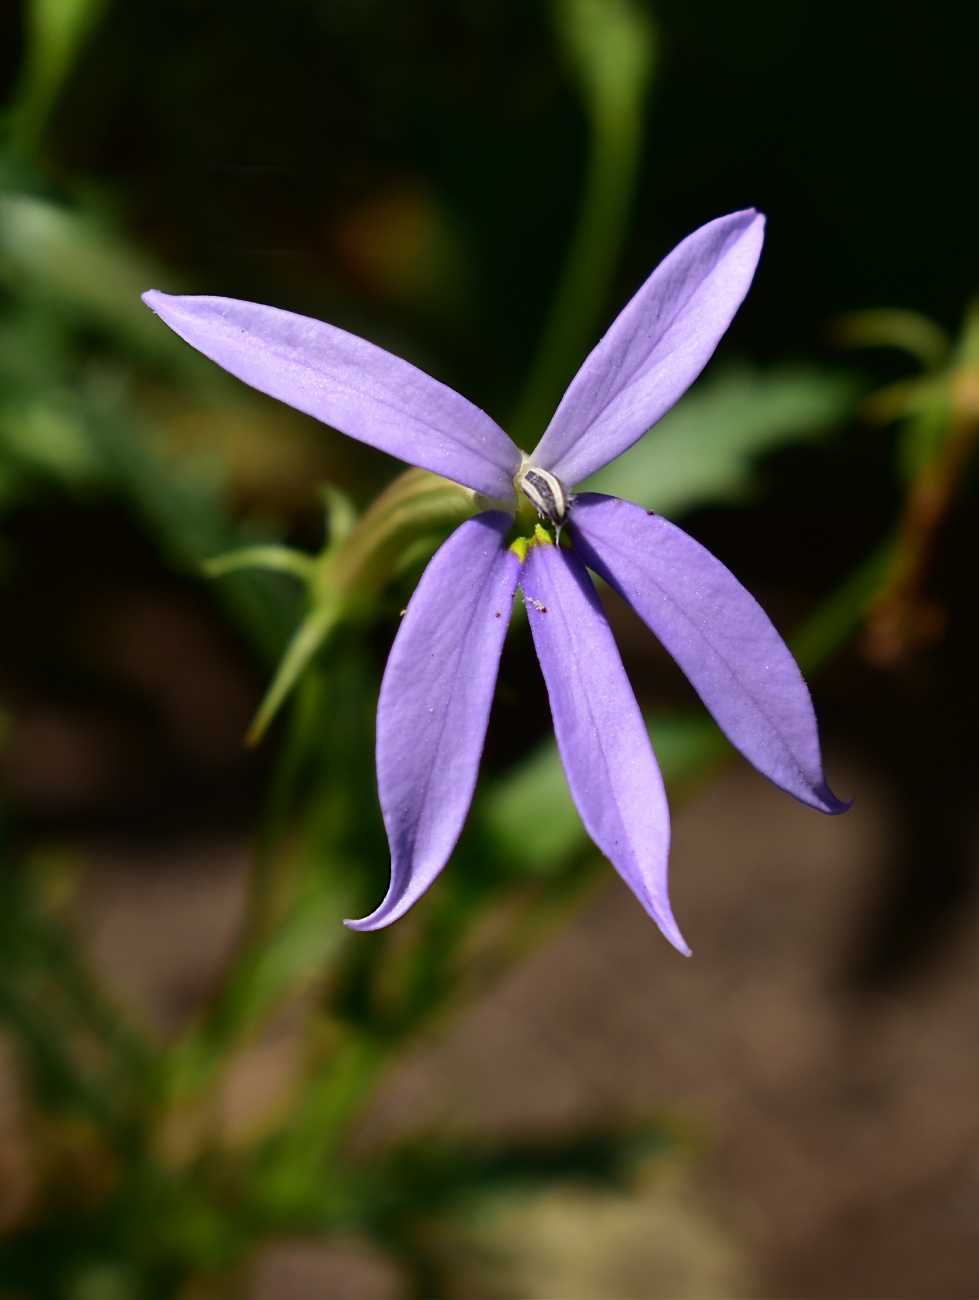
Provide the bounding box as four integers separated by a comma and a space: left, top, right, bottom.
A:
531, 210, 766, 486
522, 541, 688, 953
569, 493, 849, 815
347, 512, 519, 931
142, 291, 521, 503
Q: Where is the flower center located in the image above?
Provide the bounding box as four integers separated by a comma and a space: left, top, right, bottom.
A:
516, 466, 573, 526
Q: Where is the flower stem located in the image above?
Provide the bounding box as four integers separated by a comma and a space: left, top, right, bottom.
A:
509, 0, 656, 446
862, 409, 979, 665
10, 0, 114, 155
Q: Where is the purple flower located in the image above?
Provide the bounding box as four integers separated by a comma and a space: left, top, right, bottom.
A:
143, 209, 847, 953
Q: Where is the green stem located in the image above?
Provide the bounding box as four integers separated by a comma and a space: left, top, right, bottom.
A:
509, 0, 656, 446
250, 1031, 390, 1221
789, 540, 896, 674
510, 107, 645, 446
9, 0, 114, 155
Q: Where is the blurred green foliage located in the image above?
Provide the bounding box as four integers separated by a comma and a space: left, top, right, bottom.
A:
583, 365, 860, 516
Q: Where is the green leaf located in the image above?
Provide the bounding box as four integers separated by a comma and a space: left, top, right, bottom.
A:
0, 193, 190, 368
581, 365, 860, 517
833, 308, 951, 370
0, 396, 103, 486
165, 874, 354, 1099
79, 374, 298, 662
245, 600, 344, 745
202, 545, 316, 583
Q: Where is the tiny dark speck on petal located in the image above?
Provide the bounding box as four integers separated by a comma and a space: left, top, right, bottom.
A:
494, 611, 501, 617
646, 510, 656, 516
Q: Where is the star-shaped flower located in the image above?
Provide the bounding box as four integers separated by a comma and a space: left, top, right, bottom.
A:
143, 209, 847, 953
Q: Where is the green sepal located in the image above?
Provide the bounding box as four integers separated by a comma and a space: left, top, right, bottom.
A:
226, 469, 484, 745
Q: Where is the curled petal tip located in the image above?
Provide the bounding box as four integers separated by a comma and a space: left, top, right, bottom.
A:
813, 784, 853, 816
651, 904, 692, 957
343, 876, 424, 930
343, 910, 395, 933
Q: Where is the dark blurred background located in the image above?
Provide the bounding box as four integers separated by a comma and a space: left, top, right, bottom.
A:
8, 0, 979, 363
1, 1, 979, 1295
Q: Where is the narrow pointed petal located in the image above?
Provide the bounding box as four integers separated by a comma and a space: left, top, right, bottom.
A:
347, 512, 519, 931
142, 291, 522, 503
522, 542, 689, 953
531, 210, 766, 487
570, 494, 849, 814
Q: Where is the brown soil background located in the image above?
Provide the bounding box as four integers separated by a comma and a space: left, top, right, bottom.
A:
6, 750, 976, 1298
